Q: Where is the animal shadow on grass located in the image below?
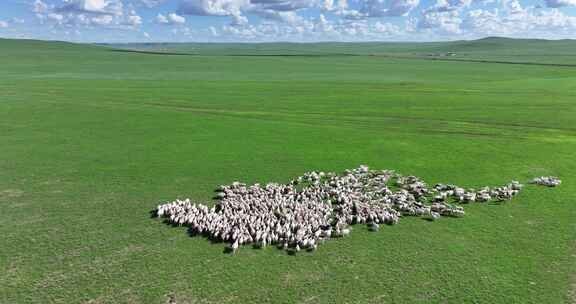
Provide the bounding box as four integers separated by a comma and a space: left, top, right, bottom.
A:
152, 208, 282, 255
487, 200, 508, 206
149, 209, 159, 219
186, 227, 225, 244
151, 210, 189, 228
185, 226, 238, 254
152, 208, 235, 254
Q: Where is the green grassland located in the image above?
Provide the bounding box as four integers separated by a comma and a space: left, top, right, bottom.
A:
1, 37, 575, 304
106, 37, 576, 64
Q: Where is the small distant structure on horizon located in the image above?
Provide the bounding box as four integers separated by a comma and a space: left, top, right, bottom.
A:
425, 52, 457, 57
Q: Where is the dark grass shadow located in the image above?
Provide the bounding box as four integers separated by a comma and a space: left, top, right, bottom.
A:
107, 48, 359, 57
373, 54, 576, 68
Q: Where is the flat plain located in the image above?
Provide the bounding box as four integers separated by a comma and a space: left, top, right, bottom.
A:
1, 37, 575, 303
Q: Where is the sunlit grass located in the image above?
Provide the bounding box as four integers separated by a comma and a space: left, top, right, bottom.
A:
0, 38, 575, 303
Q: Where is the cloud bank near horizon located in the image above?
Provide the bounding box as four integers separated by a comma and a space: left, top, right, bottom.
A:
0, 0, 575, 42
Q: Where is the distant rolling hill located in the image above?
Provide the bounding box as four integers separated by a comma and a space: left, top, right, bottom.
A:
2, 36, 576, 65
0, 38, 102, 53
95, 37, 576, 65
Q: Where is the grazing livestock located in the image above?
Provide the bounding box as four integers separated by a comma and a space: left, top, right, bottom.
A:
156, 166, 551, 254
530, 176, 561, 187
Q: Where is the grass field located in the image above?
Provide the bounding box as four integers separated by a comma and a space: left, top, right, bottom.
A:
1, 37, 575, 304
106, 37, 576, 65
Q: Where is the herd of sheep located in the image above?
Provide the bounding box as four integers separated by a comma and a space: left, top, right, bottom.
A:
530, 176, 562, 187
156, 166, 561, 253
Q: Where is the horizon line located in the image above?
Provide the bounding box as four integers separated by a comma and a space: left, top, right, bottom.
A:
2, 36, 576, 45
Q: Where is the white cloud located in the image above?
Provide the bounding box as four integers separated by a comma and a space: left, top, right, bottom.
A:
250, 9, 304, 23
177, 0, 319, 24
425, 0, 472, 12
33, 0, 144, 29
175, 0, 417, 29
0, 21, 8, 28
374, 21, 401, 33
156, 13, 187, 24
321, 0, 348, 11
314, 14, 334, 31
140, 0, 167, 7
55, 0, 124, 16
47, 13, 65, 23
125, 12, 143, 25
384, 0, 576, 39
10, 18, 26, 24
248, 0, 317, 12
178, 0, 248, 16
169, 13, 187, 24
90, 14, 114, 25
463, 9, 501, 33
230, 14, 249, 25
156, 13, 169, 23
380, 0, 420, 16
544, 0, 576, 7
20, 0, 576, 42
210, 13, 410, 41
418, 10, 462, 33
34, 0, 50, 13
170, 26, 194, 37
339, 0, 420, 19
209, 25, 220, 36
170, 0, 576, 41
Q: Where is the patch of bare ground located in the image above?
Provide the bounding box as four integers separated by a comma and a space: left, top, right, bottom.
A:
368, 294, 388, 304
0, 189, 24, 199
83, 289, 141, 304
570, 269, 576, 304
165, 292, 214, 304
570, 246, 576, 304
0, 259, 23, 288
570, 283, 576, 304
299, 295, 320, 304
282, 272, 298, 288
39, 179, 61, 186
282, 270, 326, 289
83, 298, 105, 304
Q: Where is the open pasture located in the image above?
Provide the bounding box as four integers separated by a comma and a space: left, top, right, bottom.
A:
0, 38, 575, 303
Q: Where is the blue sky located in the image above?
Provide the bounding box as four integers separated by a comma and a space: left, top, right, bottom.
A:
1, 0, 575, 42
